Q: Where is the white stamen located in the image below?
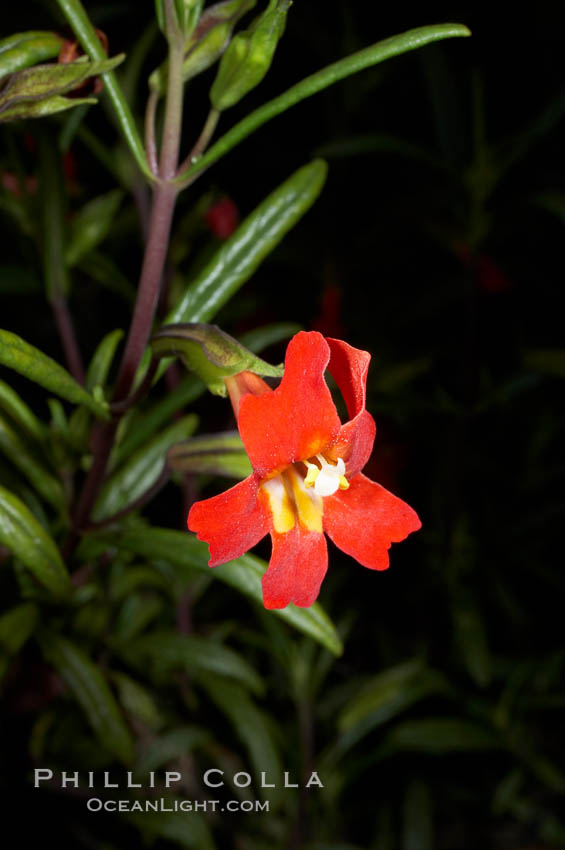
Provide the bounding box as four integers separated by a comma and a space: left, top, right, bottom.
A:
313, 455, 344, 497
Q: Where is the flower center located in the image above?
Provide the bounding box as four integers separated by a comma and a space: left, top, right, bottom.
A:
259, 454, 349, 535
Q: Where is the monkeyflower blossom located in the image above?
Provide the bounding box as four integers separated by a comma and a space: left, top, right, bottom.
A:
188, 331, 421, 609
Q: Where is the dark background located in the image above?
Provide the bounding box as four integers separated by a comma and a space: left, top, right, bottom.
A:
2, 1, 565, 848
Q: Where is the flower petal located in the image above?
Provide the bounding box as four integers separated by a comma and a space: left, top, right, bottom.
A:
262, 526, 328, 609
238, 331, 341, 477
326, 337, 371, 419
323, 473, 421, 570
326, 337, 376, 476
188, 474, 269, 566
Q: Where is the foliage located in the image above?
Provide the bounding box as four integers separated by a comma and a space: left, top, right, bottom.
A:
1, 1, 564, 849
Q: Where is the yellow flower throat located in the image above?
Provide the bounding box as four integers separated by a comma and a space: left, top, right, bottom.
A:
260, 455, 349, 534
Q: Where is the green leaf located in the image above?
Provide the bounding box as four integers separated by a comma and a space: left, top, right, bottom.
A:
96, 527, 343, 655
135, 726, 210, 774
0, 31, 64, 79
40, 632, 134, 764
110, 670, 164, 730
0, 55, 124, 123
132, 631, 264, 694
176, 24, 471, 183
0, 329, 109, 418
377, 718, 500, 757
113, 592, 164, 642
0, 414, 65, 510
167, 430, 252, 479
0, 378, 47, 442
337, 661, 449, 752
199, 673, 281, 804
523, 348, 565, 378
0, 485, 70, 595
126, 806, 214, 850
403, 779, 433, 850
66, 190, 124, 267
0, 602, 38, 654
151, 322, 282, 396
166, 159, 327, 325
92, 414, 198, 521
56, 0, 154, 180
86, 329, 124, 392
111, 375, 203, 469
452, 587, 492, 688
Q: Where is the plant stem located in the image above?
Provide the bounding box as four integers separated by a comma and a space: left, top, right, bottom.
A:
52, 296, 85, 385
145, 90, 160, 176
67, 25, 186, 547
177, 108, 220, 176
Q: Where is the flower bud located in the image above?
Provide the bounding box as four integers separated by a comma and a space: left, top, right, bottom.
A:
209, 0, 291, 111
150, 322, 283, 396
0, 31, 64, 81
149, 0, 256, 94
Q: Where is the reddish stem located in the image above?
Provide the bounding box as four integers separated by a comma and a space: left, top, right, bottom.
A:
51, 295, 85, 385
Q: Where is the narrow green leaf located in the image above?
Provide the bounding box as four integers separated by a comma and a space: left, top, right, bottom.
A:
135, 726, 210, 774
110, 670, 164, 730
113, 593, 164, 642
110, 375, 203, 469
126, 806, 214, 850
132, 631, 264, 694
40, 632, 134, 764
86, 329, 124, 392
377, 718, 499, 757
0, 485, 70, 596
66, 190, 124, 267
337, 661, 449, 752
97, 526, 343, 655
524, 348, 565, 378
452, 587, 492, 688
403, 779, 433, 850
0, 414, 65, 509
176, 24, 471, 183
0, 329, 109, 418
168, 430, 252, 479
0, 602, 38, 654
166, 159, 327, 325
55, 0, 154, 180
0, 378, 46, 442
199, 673, 281, 804
92, 414, 198, 520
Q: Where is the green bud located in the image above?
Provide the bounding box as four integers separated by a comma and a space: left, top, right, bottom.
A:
155, 0, 204, 40
149, 0, 256, 94
0, 55, 124, 124
150, 322, 283, 396
0, 31, 64, 80
210, 0, 291, 111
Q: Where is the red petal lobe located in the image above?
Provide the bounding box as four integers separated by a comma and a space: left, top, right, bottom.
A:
238, 331, 341, 477
262, 526, 328, 609
188, 474, 269, 566
323, 473, 421, 571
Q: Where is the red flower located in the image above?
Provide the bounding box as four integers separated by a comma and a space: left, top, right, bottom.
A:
188, 331, 421, 609
205, 196, 239, 239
